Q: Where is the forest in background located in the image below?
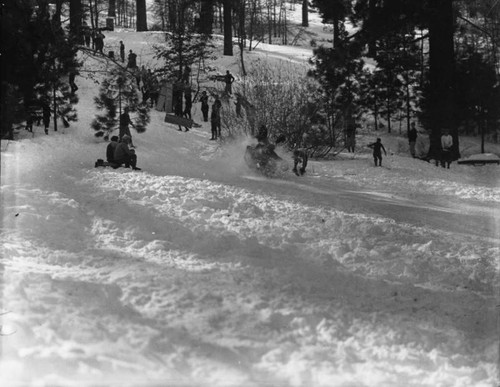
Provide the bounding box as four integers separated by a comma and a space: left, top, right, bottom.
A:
2, 0, 500, 159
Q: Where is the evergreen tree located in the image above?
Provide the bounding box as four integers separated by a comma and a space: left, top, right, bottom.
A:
155, 3, 214, 82
92, 67, 150, 138
1, 0, 80, 139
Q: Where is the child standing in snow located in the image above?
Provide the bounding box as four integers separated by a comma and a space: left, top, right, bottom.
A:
368, 138, 387, 167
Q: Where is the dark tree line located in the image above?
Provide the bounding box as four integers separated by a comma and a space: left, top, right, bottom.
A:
1, 0, 80, 140
309, 0, 500, 159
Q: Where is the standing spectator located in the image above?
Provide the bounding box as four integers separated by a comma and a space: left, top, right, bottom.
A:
182, 65, 191, 84
224, 70, 235, 94
210, 98, 222, 140
119, 107, 135, 146
94, 31, 105, 53
345, 130, 356, 153
91, 29, 96, 50
235, 94, 243, 118
82, 23, 91, 47
42, 103, 51, 135
149, 72, 159, 108
200, 91, 209, 122
69, 67, 79, 95
293, 148, 308, 176
119, 41, 125, 62
440, 130, 453, 168
141, 83, 150, 104
183, 87, 192, 120
127, 50, 137, 69
113, 135, 141, 170
106, 136, 119, 164
367, 138, 387, 167
408, 122, 418, 158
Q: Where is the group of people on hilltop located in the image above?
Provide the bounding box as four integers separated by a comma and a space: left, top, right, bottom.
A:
81, 23, 105, 53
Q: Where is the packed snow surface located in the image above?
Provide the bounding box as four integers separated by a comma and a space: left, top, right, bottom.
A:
1, 9, 500, 387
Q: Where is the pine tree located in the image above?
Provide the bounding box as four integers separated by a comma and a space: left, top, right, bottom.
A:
1, 0, 80, 139
155, 11, 214, 82
91, 67, 150, 138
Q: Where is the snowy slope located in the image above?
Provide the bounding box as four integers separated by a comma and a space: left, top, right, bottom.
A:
1, 19, 500, 387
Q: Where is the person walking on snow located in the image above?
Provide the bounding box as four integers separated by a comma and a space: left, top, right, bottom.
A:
368, 138, 387, 166
408, 122, 418, 158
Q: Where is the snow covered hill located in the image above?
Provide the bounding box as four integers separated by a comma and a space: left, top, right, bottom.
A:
1, 16, 499, 387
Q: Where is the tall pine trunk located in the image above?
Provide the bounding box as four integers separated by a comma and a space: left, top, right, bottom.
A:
427, 0, 458, 160
200, 0, 214, 35
223, 0, 233, 56
136, 0, 148, 31
69, 0, 82, 43
302, 0, 308, 27
108, 0, 116, 17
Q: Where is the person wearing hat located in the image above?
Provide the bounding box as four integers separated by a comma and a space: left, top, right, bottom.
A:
113, 135, 141, 170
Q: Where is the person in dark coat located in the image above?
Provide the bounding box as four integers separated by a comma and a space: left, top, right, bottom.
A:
200, 91, 209, 122
119, 41, 125, 62
210, 98, 222, 140
183, 87, 192, 120
106, 136, 119, 164
224, 70, 235, 94
235, 94, 243, 118
69, 68, 79, 95
94, 31, 104, 53
82, 23, 91, 47
368, 138, 387, 166
182, 65, 191, 84
42, 103, 51, 135
119, 107, 135, 146
127, 50, 137, 69
408, 122, 418, 158
113, 135, 141, 170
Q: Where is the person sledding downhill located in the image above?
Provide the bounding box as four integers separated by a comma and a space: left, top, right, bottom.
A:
244, 125, 288, 176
